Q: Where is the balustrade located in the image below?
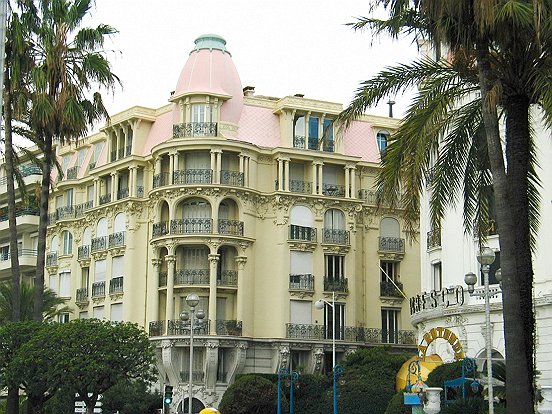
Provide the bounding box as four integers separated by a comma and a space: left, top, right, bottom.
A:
170, 218, 212, 234
91, 281, 105, 297
378, 237, 405, 253
153, 172, 169, 188
289, 274, 314, 290
78, 245, 90, 260
289, 225, 316, 242
174, 269, 209, 285
218, 219, 243, 236
220, 170, 244, 186
109, 276, 124, 294
216, 320, 242, 336
91, 236, 107, 252
323, 277, 348, 292
108, 231, 125, 248
99, 194, 111, 205
172, 122, 217, 138
322, 229, 350, 245
217, 270, 238, 287
76, 287, 88, 302
173, 169, 213, 185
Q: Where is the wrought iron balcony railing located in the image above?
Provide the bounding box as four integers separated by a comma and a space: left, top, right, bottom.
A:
108, 232, 125, 248
0, 165, 41, 185
378, 237, 405, 253
158, 272, 167, 287
109, 276, 124, 294
323, 140, 335, 152
153, 172, 169, 188
91, 281, 105, 297
216, 320, 242, 336
91, 236, 107, 252
66, 166, 79, 180
75, 201, 93, 217
167, 319, 209, 335
322, 229, 350, 245
46, 252, 58, 267
173, 169, 213, 185
293, 135, 305, 148
78, 245, 90, 260
218, 219, 244, 236
289, 179, 312, 194
0, 249, 38, 261
289, 274, 314, 290
322, 183, 345, 197
285, 323, 417, 345
308, 136, 318, 150
289, 224, 316, 242
217, 270, 238, 287
427, 228, 441, 249
323, 277, 348, 292
99, 194, 111, 205
149, 320, 165, 336
117, 188, 129, 200
153, 222, 169, 237
220, 170, 244, 186
0, 207, 39, 222
170, 218, 212, 234
174, 269, 210, 285
76, 287, 88, 303
380, 280, 404, 298
173, 122, 217, 138
56, 206, 74, 220
136, 186, 144, 198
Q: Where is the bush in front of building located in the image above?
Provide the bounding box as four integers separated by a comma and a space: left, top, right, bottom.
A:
219, 375, 281, 414
384, 390, 412, 414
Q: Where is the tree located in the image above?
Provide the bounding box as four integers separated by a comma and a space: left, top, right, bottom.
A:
219, 375, 280, 414
101, 379, 162, 414
28, 0, 119, 320
338, 2, 552, 412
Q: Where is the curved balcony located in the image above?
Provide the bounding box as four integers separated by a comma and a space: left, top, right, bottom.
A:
174, 269, 210, 285
153, 172, 170, 189
218, 219, 243, 236
170, 218, 212, 234
173, 169, 213, 185
217, 270, 238, 287
172, 122, 217, 138
322, 229, 350, 245
323, 277, 348, 293
220, 170, 244, 187
152, 219, 245, 238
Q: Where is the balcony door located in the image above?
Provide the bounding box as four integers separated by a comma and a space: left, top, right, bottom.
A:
323, 302, 344, 341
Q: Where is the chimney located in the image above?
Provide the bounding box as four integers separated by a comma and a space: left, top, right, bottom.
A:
294, 94, 305, 98
243, 86, 255, 96
387, 100, 396, 118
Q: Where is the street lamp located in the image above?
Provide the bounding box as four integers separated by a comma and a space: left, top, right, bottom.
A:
180, 293, 205, 414
315, 291, 343, 414
277, 368, 300, 414
464, 247, 500, 414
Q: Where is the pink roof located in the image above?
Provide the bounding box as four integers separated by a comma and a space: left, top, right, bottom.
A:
142, 110, 173, 155
343, 121, 381, 163
235, 105, 280, 147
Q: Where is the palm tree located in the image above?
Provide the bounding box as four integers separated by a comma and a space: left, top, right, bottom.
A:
28, 0, 119, 321
337, 1, 552, 413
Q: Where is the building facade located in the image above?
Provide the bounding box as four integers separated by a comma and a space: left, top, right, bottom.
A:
11, 34, 423, 411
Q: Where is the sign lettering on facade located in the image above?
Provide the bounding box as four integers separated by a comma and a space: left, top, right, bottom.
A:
409, 286, 465, 315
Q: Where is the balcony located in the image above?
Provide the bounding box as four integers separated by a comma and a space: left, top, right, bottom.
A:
378, 237, 405, 254
285, 323, 416, 345
76, 287, 88, 303
153, 172, 170, 188
108, 232, 125, 248
322, 229, 350, 245
218, 219, 244, 236
289, 179, 312, 194
0, 165, 41, 186
109, 277, 123, 294
99, 194, 111, 205
167, 319, 209, 335
78, 245, 90, 260
56, 206, 74, 220
75, 201, 93, 217
174, 269, 209, 285
324, 277, 348, 293
427, 228, 441, 250
322, 183, 345, 197
217, 270, 238, 287
66, 166, 79, 180
220, 170, 244, 186
289, 224, 316, 242
380, 280, 404, 298
170, 218, 212, 234
91, 281, 105, 297
0, 207, 39, 222
293, 135, 305, 148
172, 122, 217, 138
149, 320, 165, 336
308, 136, 318, 150
180, 371, 205, 383
289, 274, 314, 291
153, 222, 169, 237
46, 252, 58, 267
159, 272, 167, 287
216, 320, 242, 336
117, 188, 129, 200
0, 249, 38, 262
173, 169, 213, 185
91, 236, 107, 253
136, 186, 144, 198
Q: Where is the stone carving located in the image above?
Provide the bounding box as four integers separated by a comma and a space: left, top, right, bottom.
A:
279, 346, 290, 369
313, 348, 325, 373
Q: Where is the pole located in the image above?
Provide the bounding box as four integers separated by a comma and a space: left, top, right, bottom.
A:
332, 291, 337, 414
277, 369, 282, 414
188, 307, 195, 414
483, 264, 494, 414
290, 373, 294, 414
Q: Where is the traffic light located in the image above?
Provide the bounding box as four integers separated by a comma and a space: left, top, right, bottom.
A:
164, 385, 173, 404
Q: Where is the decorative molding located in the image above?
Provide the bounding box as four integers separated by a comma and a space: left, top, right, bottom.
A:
287, 241, 317, 252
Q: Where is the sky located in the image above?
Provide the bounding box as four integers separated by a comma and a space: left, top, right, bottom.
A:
85, 0, 419, 123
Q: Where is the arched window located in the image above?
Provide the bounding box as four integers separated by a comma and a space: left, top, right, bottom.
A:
83, 227, 92, 246
96, 217, 108, 237
50, 235, 59, 253
376, 131, 390, 154
182, 198, 211, 219
324, 209, 345, 230
380, 217, 400, 238
114, 213, 126, 233
62, 230, 73, 255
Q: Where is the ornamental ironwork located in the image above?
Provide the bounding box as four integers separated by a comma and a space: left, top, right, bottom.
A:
322, 183, 345, 197
153, 222, 169, 237
153, 172, 169, 188
172, 122, 217, 138
170, 218, 212, 234
324, 277, 348, 292
46, 252, 58, 266
289, 179, 312, 194
293, 135, 305, 148
75, 201, 93, 217
148, 320, 165, 336
322, 229, 350, 245
289, 274, 314, 290
220, 170, 244, 186
66, 166, 79, 180
117, 188, 129, 200
108, 232, 125, 248
217, 270, 238, 286
380, 280, 404, 298
289, 225, 316, 242
173, 169, 213, 185
109, 277, 124, 294
56, 206, 74, 220
99, 194, 111, 205
91, 236, 107, 252
174, 269, 209, 285
136, 186, 144, 198
76, 287, 88, 303
308, 136, 318, 150
378, 237, 405, 253
167, 319, 209, 335
216, 320, 242, 336
78, 245, 90, 260
91, 281, 105, 297
218, 219, 243, 236
427, 228, 441, 249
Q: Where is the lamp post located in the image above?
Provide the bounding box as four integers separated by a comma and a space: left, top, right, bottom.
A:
180, 293, 205, 414
277, 368, 300, 414
464, 246, 500, 414
315, 291, 343, 414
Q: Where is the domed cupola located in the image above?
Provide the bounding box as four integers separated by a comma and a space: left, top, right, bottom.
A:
170, 34, 243, 138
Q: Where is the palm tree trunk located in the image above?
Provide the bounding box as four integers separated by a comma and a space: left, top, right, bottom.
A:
4, 66, 22, 323
33, 134, 52, 321
476, 38, 535, 414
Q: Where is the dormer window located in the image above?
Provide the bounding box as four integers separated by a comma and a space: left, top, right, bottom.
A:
377, 131, 389, 155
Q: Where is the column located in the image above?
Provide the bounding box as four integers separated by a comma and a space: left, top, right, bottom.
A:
239, 154, 245, 187
344, 166, 350, 199
244, 156, 250, 187
215, 151, 222, 184
173, 151, 179, 176
283, 159, 290, 192
277, 158, 284, 191
350, 166, 357, 199
317, 163, 323, 195
110, 172, 117, 201
154, 157, 161, 175
235, 256, 247, 326
115, 128, 122, 160
165, 255, 176, 324
129, 166, 137, 197
208, 254, 220, 335
312, 162, 318, 195
210, 150, 217, 183
93, 179, 99, 207
169, 152, 175, 184
305, 113, 310, 148
149, 258, 162, 324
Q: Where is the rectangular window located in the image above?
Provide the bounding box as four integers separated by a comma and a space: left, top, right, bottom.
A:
110, 303, 123, 322
81, 267, 89, 289
59, 271, 71, 297
93, 142, 104, 163
432, 262, 442, 291
93, 306, 105, 319
58, 313, 70, 323
66, 189, 73, 206
79, 311, 88, 319
382, 309, 399, 344
112, 256, 124, 279
95, 259, 106, 281
87, 185, 94, 202
325, 255, 344, 280
77, 148, 87, 167
309, 116, 319, 139
62, 231, 73, 255
323, 303, 344, 340
380, 261, 397, 282
49, 274, 58, 294
217, 348, 231, 383
290, 300, 312, 325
